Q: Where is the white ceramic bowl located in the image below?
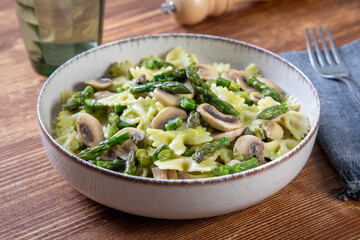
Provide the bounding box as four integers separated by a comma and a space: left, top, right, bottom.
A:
37, 34, 320, 219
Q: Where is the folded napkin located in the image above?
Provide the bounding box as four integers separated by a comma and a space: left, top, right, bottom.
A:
279, 39, 360, 201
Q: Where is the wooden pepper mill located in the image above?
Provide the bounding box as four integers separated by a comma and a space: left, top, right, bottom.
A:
161, 0, 268, 25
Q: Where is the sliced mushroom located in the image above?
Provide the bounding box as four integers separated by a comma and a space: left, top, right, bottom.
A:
197, 103, 241, 131
151, 107, 187, 130
100, 148, 117, 161
234, 135, 265, 164
93, 91, 115, 100
227, 159, 241, 166
178, 173, 190, 179
211, 127, 245, 141
153, 88, 180, 107
167, 169, 179, 179
221, 69, 254, 91
249, 92, 263, 103
84, 76, 112, 89
110, 140, 138, 161
262, 122, 284, 140
76, 113, 104, 147
114, 127, 145, 144
153, 81, 195, 107
196, 64, 219, 80
152, 167, 179, 179
257, 77, 283, 94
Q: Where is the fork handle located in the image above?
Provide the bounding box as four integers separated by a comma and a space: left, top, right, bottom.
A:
339, 76, 360, 106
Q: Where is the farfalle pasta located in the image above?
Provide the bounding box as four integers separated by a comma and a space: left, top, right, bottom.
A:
147, 126, 212, 155
280, 111, 310, 140
165, 46, 198, 67
53, 47, 310, 179
264, 139, 300, 160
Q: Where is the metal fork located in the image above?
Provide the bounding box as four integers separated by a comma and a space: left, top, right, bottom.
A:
305, 25, 360, 105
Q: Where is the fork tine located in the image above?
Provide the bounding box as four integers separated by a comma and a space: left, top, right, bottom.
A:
311, 26, 326, 66
305, 28, 321, 69
326, 25, 341, 64
318, 26, 335, 65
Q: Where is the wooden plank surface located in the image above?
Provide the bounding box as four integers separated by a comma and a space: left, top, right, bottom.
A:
1, 0, 360, 239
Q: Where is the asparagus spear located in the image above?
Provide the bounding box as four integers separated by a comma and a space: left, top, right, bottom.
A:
144, 59, 175, 70
186, 67, 240, 117
158, 149, 176, 161
179, 97, 196, 110
136, 149, 152, 167
182, 147, 196, 157
243, 127, 254, 135
125, 150, 136, 175
117, 121, 136, 129
84, 98, 95, 113
129, 81, 191, 94
216, 77, 241, 92
150, 143, 170, 160
107, 112, 120, 138
256, 103, 288, 120
242, 127, 265, 140
165, 117, 182, 131
160, 81, 191, 94
64, 86, 94, 111
114, 105, 126, 114
193, 137, 230, 163
247, 76, 282, 103
186, 111, 201, 128
228, 81, 240, 92
96, 160, 125, 171
216, 77, 231, 88
106, 62, 121, 78
84, 98, 107, 117
211, 158, 259, 176
77, 130, 131, 160
116, 87, 124, 93
153, 67, 187, 82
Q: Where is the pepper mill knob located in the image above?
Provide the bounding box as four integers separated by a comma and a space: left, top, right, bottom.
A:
161, 0, 234, 25
161, 0, 266, 25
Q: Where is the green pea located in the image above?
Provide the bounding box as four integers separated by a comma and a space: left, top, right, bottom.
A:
158, 149, 175, 161
179, 97, 196, 110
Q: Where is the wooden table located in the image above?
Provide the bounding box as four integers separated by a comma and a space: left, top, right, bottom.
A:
1, 0, 360, 239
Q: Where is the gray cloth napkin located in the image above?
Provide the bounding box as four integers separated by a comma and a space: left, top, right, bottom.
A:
279, 39, 360, 201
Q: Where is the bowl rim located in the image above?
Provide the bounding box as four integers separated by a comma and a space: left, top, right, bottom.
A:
37, 33, 321, 186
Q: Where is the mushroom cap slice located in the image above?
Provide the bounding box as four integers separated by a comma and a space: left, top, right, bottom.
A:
197, 103, 241, 131
221, 69, 254, 91
151, 107, 188, 130
114, 127, 145, 144
196, 64, 219, 81
152, 167, 179, 179
110, 140, 138, 161
153, 88, 180, 107
153, 81, 195, 107
93, 91, 115, 100
84, 76, 112, 89
249, 92, 263, 103
100, 148, 117, 161
262, 122, 284, 140
257, 77, 283, 94
234, 135, 265, 164
76, 113, 104, 147
211, 127, 245, 141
